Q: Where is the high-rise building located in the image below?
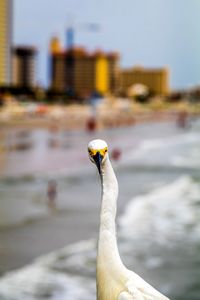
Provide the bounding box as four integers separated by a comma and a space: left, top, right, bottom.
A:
120, 66, 169, 96
12, 46, 37, 88
49, 37, 119, 97
0, 0, 12, 85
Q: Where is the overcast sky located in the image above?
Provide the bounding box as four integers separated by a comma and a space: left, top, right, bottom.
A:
14, 0, 200, 89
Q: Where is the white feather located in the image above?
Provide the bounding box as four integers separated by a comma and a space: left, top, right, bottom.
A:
89, 139, 170, 300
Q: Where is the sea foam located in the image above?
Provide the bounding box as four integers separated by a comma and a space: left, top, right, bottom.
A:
119, 176, 200, 246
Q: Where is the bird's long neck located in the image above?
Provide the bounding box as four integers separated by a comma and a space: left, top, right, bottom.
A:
96, 156, 127, 300
100, 157, 118, 234
97, 156, 123, 268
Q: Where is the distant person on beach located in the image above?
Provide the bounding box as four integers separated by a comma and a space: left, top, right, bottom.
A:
111, 148, 122, 161
47, 180, 57, 209
86, 92, 101, 133
177, 110, 189, 129
86, 116, 97, 132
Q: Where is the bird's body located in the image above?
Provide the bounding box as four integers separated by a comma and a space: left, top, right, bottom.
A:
88, 139, 170, 300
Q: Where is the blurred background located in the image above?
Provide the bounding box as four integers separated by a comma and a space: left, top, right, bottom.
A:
0, 0, 200, 299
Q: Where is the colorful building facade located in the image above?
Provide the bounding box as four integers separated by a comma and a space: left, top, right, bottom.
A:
0, 0, 12, 85
12, 46, 37, 88
120, 66, 169, 96
49, 37, 119, 97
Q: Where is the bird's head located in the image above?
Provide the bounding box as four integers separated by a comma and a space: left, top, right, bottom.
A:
88, 139, 108, 174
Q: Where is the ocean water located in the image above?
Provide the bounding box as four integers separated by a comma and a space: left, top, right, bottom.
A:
0, 120, 200, 299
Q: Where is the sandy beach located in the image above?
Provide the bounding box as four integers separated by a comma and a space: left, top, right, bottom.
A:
0, 120, 178, 271
0, 118, 197, 272
1, 97, 198, 132
0, 118, 200, 299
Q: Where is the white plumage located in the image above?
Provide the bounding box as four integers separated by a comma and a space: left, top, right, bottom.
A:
88, 139, 170, 300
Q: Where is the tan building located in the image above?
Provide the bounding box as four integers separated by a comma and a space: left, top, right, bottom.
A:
120, 66, 169, 96
0, 0, 12, 85
50, 37, 119, 97
12, 46, 37, 88
73, 49, 96, 97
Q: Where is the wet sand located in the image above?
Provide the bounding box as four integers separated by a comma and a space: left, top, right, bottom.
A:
0, 107, 177, 131
0, 120, 190, 274
0, 206, 99, 273
0, 118, 200, 300
0, 170, 137, 274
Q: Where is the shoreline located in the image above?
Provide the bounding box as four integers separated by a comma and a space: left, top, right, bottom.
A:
0, 110, 181, 131
0, 116, 199, 275
1, 96, 199, 132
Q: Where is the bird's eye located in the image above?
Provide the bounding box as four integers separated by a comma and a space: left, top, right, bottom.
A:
88, 149, 92, 155
105, 149, 108, 153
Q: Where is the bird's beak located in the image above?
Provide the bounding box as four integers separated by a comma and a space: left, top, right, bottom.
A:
93, 151, 103, 175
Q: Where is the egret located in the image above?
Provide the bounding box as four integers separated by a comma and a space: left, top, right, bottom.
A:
88, 139, 170, 300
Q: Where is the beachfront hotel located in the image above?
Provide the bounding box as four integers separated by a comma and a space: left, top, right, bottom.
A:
0, 0, 12, 85
12, 46, 37, 88
49, 36, 119, 98
120, 66, 169, 96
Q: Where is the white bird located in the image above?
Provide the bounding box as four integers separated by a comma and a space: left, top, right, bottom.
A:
88, 139, 170, 300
